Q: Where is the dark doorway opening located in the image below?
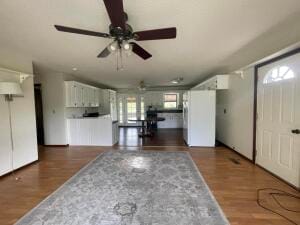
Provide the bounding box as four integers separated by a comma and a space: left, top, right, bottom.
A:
34, 84, 45, 145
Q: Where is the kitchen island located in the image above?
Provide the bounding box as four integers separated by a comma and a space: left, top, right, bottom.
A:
66, 115, 118, 146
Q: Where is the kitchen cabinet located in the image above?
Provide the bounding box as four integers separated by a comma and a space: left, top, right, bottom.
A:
157, 113, 183, 128
65, 81, 99, 108
183, 90, 216, 147
101, 89, 117, 120
192, 75, 229, 90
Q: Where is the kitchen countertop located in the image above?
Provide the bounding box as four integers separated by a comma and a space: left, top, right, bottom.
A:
67, 114, 110, 119
147, 109, 183, 113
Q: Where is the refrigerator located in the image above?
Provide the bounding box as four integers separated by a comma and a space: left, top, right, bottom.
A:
183, 90, 216, 147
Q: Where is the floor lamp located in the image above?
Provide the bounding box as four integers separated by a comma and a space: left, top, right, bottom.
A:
0, 82, 23, 180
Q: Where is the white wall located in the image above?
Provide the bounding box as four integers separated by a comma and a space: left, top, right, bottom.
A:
0, 70, 38, 176
38, 72, 67, 145
117, 89, 186, 109
35, 68, 105, 145
144, 90, 185, 109
216, 67, 254, 160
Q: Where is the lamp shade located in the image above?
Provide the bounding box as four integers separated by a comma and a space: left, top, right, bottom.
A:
0, 82, 23, 95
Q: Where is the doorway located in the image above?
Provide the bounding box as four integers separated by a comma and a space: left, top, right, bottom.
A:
34, 84, 45, 145
118, 94, 145, 126
255, 51, 300, 187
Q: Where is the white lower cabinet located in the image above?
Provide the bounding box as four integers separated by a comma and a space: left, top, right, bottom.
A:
112, 121, 119, 144
157, 113, 183, 128
66, 117, 118, 146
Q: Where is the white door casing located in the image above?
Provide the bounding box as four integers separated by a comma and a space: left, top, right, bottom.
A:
256, 53, 300, 188
117, 94, 145, 126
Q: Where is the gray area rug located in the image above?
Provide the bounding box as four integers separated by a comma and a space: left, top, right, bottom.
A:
15, 151, 229, 225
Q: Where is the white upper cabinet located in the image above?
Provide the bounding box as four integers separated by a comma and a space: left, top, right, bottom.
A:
192, 75, 229, 90
65, 81, 100, 108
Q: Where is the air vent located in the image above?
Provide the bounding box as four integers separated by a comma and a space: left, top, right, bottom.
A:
229, 158, 240, 165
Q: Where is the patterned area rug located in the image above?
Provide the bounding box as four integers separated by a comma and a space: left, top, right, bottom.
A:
15, 151, 229, 225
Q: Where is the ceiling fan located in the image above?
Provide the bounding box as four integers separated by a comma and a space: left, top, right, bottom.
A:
54, 0, 177, 61
138, 80, 147, 91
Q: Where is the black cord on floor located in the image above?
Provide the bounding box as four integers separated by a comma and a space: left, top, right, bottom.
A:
257, 188, 300, 225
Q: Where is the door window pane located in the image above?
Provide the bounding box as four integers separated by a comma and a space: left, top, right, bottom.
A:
127, 97, 137, 123
141, 97, 145, 120
118, 99, 123, 124
264, 66, 295, 84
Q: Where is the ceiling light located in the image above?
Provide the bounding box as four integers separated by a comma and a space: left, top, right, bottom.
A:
171, 77, 183, 84
122, 41, 133, 57
122, 41, 131, 50
72, 67, 78, 71
109, 41, 119, 52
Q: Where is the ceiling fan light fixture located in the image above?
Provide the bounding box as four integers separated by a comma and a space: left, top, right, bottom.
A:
122, 41, 131, 50
109, 41, 119, 52
171, 77, 184, 84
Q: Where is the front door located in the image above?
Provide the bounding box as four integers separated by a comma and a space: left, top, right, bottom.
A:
256, 52, 300, 187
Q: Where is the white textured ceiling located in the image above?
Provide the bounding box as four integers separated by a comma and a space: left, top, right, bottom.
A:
0, 0, 300, 88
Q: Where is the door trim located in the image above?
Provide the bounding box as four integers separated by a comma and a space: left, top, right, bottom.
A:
253, 48, 300, 163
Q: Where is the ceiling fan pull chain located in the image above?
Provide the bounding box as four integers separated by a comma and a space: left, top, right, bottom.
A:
117, 48, 124, 71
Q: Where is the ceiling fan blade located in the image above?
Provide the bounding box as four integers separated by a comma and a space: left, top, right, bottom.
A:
130, 42, 152, 60
97, 47, 111, 58
134, 27, 177, 41
54, 25, 110, 38
103, 0, 126, 30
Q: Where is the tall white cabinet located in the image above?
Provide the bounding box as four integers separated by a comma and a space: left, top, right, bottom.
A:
183, 90, 216, 147
101, 89, 117, 121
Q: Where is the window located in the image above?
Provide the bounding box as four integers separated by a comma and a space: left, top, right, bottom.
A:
140, 96, 145, 120
127, 97, 137, 123
164, 93, 178, 109
118, 99, 123, 124
263, 66, 295, 84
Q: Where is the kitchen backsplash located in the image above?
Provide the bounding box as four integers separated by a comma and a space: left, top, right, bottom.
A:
65, 107, 99, 118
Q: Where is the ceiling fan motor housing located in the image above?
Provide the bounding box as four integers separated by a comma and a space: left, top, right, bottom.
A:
108, 12, 133, 43
109, 24, 133, 42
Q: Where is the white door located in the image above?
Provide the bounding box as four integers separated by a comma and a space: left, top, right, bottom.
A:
126, 96, 138, 126
256, 53, 300, 188
117, 94, 145, 126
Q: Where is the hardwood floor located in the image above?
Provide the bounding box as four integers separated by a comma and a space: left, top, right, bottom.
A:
0, 146, 299, 224
118, 127, 186, 146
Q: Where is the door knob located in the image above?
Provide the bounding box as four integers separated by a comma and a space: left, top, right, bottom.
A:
291, 129, 300, 134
